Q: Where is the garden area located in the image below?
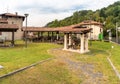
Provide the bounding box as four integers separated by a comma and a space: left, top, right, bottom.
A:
0, 41, 61, 76
0, 41, 120, 84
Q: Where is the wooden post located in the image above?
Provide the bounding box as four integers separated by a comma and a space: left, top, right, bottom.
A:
38, 32, 40, 41
51, 32, 54, 42
38, 32, 40, 38
41, 32, 43, 37
41, 32, 43, 42
11, 31, 15, 46
48, 32, 50, 37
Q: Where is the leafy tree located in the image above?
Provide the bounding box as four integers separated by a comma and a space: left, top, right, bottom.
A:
46, 1, 120, 37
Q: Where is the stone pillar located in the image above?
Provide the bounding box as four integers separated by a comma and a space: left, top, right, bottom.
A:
56, 32, 59, 40
68, 33, 72, 46
85, 33, 89, 52
51, 32, 54, 42
80, 34, 85, 53
63, 33, 68, 50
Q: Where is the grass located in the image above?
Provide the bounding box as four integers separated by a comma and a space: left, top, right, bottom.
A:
72, 41, 120, 83
0, 56, 80, 84
0, 60, 79, 84
0, 41, 61, 76
109, 43, 120, 72
89, 41, 120, 73
0, 41, 120, 84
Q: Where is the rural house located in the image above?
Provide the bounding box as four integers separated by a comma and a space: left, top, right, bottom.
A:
73, 20, 103, 40
0, 13, 25, 40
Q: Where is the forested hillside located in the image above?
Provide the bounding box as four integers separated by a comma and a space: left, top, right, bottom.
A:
46, 1, 120, 36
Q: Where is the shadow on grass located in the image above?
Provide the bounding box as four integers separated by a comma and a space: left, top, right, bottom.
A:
85, 48, 108, 56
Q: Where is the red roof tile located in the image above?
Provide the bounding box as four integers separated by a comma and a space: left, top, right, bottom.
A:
0, 24, 19, 31
22, 26, 92, 33
0, 13, 25, 18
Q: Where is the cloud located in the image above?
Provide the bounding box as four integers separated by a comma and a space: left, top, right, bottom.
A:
0, 0, 119, 26
17, 4, 86, 14
15, 0, 87, 14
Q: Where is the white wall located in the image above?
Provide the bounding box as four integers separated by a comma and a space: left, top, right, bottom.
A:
86, 24, 103, 40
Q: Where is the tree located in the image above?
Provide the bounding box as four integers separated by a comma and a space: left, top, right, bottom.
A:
46, 1, 120, 37
71, 11, 79, 24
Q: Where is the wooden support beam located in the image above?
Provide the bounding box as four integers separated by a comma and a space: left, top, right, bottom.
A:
85, 33, 89, 52
68, 33, 72, 46
48, 32, 50, 37
51, 32, 54, 42
41, 32, 43, 37
11, 31, 15, 46
38, 32, 40, 38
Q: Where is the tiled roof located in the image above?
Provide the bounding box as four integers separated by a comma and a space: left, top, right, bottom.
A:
71, 20, 103, 28
22, 20, 103, 33
22, 26, 92, 33
0, 24, 19, 31
78, 20, 102, 25
58, 27, 92, 33
80, 20, 102, 25
0, 13, 25, 18
22, 27, 58, 32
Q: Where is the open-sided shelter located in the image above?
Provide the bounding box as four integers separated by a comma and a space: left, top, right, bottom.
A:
22, 25, 92, 53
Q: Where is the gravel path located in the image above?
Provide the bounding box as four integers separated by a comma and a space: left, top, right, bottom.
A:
49, 48, 105, 84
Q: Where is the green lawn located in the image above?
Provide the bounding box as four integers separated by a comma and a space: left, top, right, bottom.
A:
73, 41, 120, 83
90, 41, 120, 72
0, 41, 120, 84
0, 41, 61, 76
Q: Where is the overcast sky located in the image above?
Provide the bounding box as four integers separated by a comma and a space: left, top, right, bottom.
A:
0, 0, 118, 27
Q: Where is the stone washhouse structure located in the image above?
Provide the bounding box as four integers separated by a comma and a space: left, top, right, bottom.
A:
22, 26, 92, 53
0, 12, 102, 53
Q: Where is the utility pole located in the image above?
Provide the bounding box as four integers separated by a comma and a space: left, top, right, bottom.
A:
116, 22, 118, 43
24, 13, 29, 48
89, 15, 92, 46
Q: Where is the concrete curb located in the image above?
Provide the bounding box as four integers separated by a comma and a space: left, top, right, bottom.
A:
0, 58, 54, 79
107, 57, 120, 80
106, 51, 120, 80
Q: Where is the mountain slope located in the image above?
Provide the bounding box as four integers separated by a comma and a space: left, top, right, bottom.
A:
46, 1, 120, 36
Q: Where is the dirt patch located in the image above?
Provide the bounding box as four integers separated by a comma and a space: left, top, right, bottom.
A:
49, 48, 106, 84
